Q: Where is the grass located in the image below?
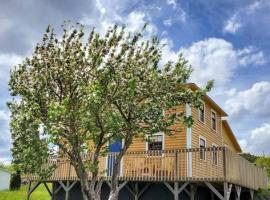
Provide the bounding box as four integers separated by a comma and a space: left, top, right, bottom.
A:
0, 183, 51, 200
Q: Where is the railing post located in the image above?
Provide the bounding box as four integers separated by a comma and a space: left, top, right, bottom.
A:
175, 150, 179, 179
223, 147, 227, 181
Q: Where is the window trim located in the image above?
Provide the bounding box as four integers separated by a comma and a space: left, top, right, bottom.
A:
212, 143, 218, 166
146, 132, 165, 151
199, 136, 206, 161
198, 102, 205, 124
211, 109, 217, 131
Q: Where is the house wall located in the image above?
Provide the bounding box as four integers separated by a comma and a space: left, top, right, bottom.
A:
222, 124, 240, 153
0, 169, 11, 191
191, 101, 223, 149
127, 105, 186, 152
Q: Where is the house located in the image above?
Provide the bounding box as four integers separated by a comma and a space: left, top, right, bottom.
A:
26, 83, 267, 200
0, 168, 11, 191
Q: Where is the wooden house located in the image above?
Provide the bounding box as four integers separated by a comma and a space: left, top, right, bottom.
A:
26, 83, 268, 200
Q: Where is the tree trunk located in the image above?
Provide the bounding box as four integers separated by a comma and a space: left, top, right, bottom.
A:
108, 188, 119, 200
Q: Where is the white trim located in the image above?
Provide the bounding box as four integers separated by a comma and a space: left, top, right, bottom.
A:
185, 104, 192, 177
210, 109, 217, 132
199, 136, 206, 161
145, 132, 165, 151
212, 143, 218, 166
198, 101, 205, 124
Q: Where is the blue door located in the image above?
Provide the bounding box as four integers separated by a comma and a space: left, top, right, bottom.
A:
107, 139, 122, 176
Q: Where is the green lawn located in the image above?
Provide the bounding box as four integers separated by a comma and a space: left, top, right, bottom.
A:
0, 183, 51, 200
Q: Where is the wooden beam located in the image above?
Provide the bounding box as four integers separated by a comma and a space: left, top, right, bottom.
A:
235, 185, 241, 200
43, 182, 52, 197
190, 184, 197, 200
138, 183, 150, 198
118, 181, 128, 190
177, 182, 189, 195
205, 182, 224, 200
250, 190, 254, 200
27, 181, 41, 200
224, 182, 232, 200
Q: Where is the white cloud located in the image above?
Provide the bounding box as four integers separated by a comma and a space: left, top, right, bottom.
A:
80, 1, 156, 37
163, 18, 172, 27
223, 0, 270, 34
166, 0, 177, 9
237, 46, 267, 66
0, 53, 23, 81
225, 81, 270, 118
240, 123, 270, 154
223, 14, 242, 34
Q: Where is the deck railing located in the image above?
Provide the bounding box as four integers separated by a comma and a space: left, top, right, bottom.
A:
27, 147, 268, 190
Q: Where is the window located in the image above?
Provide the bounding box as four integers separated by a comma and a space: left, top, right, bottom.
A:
148, 134, 163, 151
198, 104, 205, 123
211, 111, 217, 130
199, 138, 206, 160
212, 145, 218, 165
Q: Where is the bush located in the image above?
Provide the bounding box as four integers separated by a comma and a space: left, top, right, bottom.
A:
9, 171, 21, 191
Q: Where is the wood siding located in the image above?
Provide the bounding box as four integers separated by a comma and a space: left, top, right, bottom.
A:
191, 101, 223, 149
222, 124, 239, 153
128, 105, 186, 152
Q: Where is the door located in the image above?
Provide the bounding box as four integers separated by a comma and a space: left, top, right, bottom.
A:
107, 139, 122, 176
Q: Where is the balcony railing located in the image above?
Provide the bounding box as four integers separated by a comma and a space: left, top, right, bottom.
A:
27, 147, 268, 190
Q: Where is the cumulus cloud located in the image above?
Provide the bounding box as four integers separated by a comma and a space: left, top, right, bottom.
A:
223, 14, 242, 34
0, 53, 23, 82
240, 123, 270, 155
223, 0, 270, 34
225, 81, 270, 118
166, 0, 177, 9
160, 38, 267, 87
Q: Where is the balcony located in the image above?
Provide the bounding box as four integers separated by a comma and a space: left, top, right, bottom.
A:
27, 147, 267, 191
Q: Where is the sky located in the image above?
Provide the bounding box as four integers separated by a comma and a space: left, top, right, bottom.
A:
0, 0, 270, 164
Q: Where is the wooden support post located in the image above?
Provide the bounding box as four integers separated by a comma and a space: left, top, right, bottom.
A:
134, 183, 139, 200
250, 190, 254, 200
164, 182, 189, 200
27, 181, 41, 200
235, 185, 241, 200
59, 181, 77, 200
211, 190, 214, 200
174, 182, 179, 200
223, 182, 232, 200
190, 184, 197, 200
126, 182, 150, 200
65, 181, 70, 200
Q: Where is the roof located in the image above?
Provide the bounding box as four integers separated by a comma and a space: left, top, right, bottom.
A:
187, 83, 228, 117
222, 120, 242, 153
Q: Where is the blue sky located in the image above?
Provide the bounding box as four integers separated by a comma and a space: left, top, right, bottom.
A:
0, 0, 270, 163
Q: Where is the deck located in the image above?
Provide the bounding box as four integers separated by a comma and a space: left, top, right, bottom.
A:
27, 147, 267, 191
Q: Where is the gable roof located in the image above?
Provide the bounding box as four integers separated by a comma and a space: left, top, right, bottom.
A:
222, 120, 242, 153
187, 83, 228, 117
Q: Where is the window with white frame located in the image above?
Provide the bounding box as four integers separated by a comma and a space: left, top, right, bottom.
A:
199, 138, 206, 160
211, 111, 217, 130
212, 145, 218, 165
198, 103, 205, 123
148, 134, 163, 151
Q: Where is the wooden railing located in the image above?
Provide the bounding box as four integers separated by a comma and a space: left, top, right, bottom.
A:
27, 147, 268, 190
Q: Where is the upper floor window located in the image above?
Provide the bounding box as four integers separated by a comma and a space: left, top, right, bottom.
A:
211, 111, 217, 130
199, 137, 206, 160
148, 133, 163, 151
198, 104, 205, 123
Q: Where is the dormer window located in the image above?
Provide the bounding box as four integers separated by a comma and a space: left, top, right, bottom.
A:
198, 103, 205, 123
211, 111, 217, 130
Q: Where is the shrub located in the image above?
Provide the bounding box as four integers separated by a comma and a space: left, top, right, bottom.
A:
9, 171, 21, 191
